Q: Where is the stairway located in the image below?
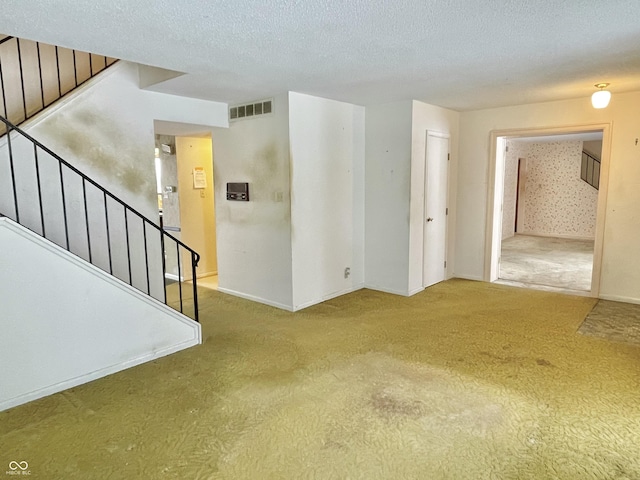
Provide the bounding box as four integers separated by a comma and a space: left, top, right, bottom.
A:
0, 34, 117, 135
0, 35, 201, 322
580, 149, 600, 190
0, 37, 204, 411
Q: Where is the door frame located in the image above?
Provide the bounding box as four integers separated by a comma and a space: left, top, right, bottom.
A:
484, 123, 612, 296
515, 158, 527, 233
423, 130, 451, 288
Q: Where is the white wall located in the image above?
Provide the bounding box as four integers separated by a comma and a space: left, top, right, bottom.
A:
364, 100, 459, 295
0, 61, 227, 301
211, 94, 293, 310
289, 92, 365, 310
456, 91, 640, 303
0, 218, 201, 412
364, 100, 413, 295
409, 101, 460, 293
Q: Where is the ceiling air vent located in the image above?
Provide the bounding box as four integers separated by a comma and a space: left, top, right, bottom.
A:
229, 99, 273, 121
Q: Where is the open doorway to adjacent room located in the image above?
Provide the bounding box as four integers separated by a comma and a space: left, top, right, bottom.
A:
154, 124, 218, 292
485, 125, 611, 296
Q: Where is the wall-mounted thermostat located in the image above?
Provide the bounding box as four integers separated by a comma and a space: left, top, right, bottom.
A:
227, 182, 249, 201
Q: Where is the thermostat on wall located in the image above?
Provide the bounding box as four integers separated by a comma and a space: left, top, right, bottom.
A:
227, 182, 249, 201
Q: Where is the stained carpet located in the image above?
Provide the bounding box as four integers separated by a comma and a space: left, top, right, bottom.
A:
579, 299, 640, 347
2, 279, 640, 479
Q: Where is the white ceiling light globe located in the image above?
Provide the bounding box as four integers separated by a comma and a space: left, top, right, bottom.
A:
591, 89, 611, 109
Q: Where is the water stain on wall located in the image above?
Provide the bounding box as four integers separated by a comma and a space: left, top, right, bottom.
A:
216, 139, 291, 227
39, 105, 155, 202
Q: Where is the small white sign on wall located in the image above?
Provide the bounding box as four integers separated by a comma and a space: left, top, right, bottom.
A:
193, 167, 206, 189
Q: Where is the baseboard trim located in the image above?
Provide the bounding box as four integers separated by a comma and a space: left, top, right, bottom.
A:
217, 287, 294, 312
293, 283, 365, 311
598, 294, 640, 305
451, 274, 484, 282
364, 284, 412, 297
197, 271, 217, 279
167, 271, 216, 282
165, 273, 182, 282
516, 232, 596, 242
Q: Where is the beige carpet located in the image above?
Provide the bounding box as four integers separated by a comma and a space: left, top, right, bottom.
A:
2, 280, 640, 479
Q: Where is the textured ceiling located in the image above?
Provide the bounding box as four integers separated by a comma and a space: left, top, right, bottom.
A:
1, 0, 640, 110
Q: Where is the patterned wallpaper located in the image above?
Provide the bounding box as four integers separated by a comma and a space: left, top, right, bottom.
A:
502, 140, 598, 240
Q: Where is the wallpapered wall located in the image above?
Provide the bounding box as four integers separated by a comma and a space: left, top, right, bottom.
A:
503, 140, 598, 240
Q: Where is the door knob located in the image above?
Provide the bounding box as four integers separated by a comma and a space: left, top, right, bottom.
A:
426, 217, 434, 222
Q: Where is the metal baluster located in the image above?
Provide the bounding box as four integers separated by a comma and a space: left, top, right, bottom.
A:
177, 243, 183, 313
54, 46, 62, 97
104, 192, 112, 274
82, 178, 92, 263
36, 42, 45, 110
33, 145, 45, 236
16, 38, 27, 121
160, 231, 167, 304
72, 50, 78, 87
192, 252, 199, 323
6, 128, 19, 222
0, 60, 8, 133
143, 221, 150, 295
59, 162, 69, 249
124, 209, 132, 285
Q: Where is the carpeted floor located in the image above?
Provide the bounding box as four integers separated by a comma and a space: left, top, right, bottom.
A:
2, 279, 640, 479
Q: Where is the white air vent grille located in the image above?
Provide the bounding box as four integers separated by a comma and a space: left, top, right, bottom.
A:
230, 99, 273, 121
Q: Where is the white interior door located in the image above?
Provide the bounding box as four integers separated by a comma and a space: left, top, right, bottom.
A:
423, 132, 450, 288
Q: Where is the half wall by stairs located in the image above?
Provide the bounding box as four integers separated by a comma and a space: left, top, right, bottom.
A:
0, 217, 201, 412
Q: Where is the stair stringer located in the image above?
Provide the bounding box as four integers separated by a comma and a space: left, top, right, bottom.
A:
0, 217, 202, 412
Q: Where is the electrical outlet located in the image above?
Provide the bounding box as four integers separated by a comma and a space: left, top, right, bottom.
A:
344, 267, 351, 279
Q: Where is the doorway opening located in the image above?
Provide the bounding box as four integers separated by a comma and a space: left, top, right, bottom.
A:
485, 125, 611, 296
154, 130, 219, 292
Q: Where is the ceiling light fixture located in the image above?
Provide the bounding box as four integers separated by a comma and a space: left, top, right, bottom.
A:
591, 83, 611, 109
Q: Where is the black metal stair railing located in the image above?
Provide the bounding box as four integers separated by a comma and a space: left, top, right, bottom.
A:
0, 35, 117, 135
0, 115, 200, 322
580, 150, 600, 190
